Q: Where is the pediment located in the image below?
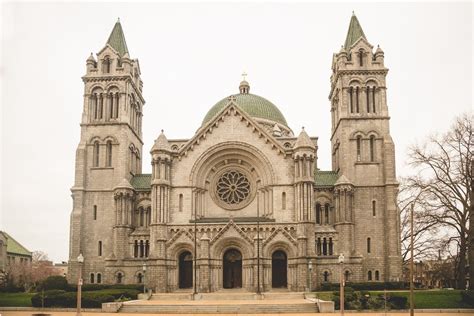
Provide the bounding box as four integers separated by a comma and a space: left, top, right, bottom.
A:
177, 98, 287, 160
97, 44, 121, 59
210, 219, 253, 246
263, 227, 297, 247
166, 229, 195, 247
348, 37, 374, 53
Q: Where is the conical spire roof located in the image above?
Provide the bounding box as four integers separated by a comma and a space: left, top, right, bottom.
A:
152, 130, 171, 152
107, 19, 129, 56
344, 12, 367, 51
294, 128, 315, 149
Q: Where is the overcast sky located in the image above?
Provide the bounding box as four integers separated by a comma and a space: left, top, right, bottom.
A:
1, 1, 472, 263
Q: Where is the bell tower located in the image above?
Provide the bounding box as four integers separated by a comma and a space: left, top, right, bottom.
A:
328, 13, 401, 281
68, 19, 145, 283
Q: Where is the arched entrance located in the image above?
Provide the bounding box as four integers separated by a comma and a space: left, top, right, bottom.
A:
179, 251, 193, 289
223, 249, 242, 289
272, 250, 287, 288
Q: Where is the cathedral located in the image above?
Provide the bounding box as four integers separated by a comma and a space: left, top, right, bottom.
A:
68, 14, 402, 293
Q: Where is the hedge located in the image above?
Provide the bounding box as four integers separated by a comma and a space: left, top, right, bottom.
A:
332, 288, 407, 310
37, 276, 69, 291
461, 290, 474, 306
66, 284, 143, 292
31, 289, 140, 308
319, 282, 408, 291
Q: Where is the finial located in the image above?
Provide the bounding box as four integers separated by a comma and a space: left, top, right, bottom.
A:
161, 129, 164, 133
352, 10, 355, 16
302, 126, 305, 130
117, 17, 120, 22
242, 71, 247, 81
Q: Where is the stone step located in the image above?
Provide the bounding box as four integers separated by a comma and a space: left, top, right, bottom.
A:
120, 303, 318, 314
150, 293, 193, 301
263, 292, 305, 300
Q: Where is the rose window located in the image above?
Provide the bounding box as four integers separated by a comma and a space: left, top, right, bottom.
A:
216, 170, 251, 205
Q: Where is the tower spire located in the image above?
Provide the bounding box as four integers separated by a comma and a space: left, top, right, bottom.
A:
344, 12, 367, 51
106, 19, 129, 56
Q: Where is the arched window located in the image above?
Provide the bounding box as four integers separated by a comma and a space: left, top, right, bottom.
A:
145, 240, 149, 257
103, 57, 111, 73
324, 204, 330, 224
372, 200, 376, 217
345, 270, 350, 282
179, 194, 183, 212
356, 136, 362, 161
139, 208, 144, 226
349, 87, 354, 113
367, 237, 371, 253
370, 135, 375, 162
375, 270, 380, 281
93, 141, 100, 167
323, 271, 329, 282
116, 272, 123, 284
316, 204, 321, 225
93, 205, 97, 220
147, 207, 151, 226
97, 273, 102, 284
372, 87, 376, 113
282, 192, 286, 210
134, 240, 138, 258
140, 240, 144, 258
366, 86, 371, 113
90, 273, 95, 284
358, 50, 364, 66
106, 141, 113, 167
317, 238, 321, 256
98, 94, 103, 119
368, 270, 372, 281
137, 273, 143, 283
329, 237, 333, 255
355, 87, 360, 113
98, 241, 102, 256
322, 238, 327, 255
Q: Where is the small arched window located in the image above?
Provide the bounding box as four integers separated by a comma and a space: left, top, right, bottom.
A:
329, 237, 333, 255
349, 87, 354, 113
355, 87, 360, 113
345, 270, 350, 282
316, 204, 321, 225
93, 141, 100, 167
375, 270, 380, 281
358, 50, 364, 66
98, 241, 102, 256
366, 86, 371, 113
368, 270, 372, 281
323, 271, 329, 282
367, 237, 371, 254
116, 272, 123, 284
372, 200, 376, 217
103, 57, 111, 73
97, 273, 102, 284
356, 136, 362, 161
179, 194, 183, 212
137, 273, 143, 283
370, 135, 375, 162
145, 240, 150, 257
106, 141, 113, 167
372, 87, 376, 113
139, 208, 144, 226
90, 273, 95, 284
282, 192, 286, 210
93, 205, 97, 220
134, 240, 138, 258
324, 204, 330, 224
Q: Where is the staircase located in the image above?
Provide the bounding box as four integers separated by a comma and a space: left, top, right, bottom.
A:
119, 291, 319, 314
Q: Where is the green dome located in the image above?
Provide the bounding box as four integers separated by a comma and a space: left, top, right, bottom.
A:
202, 93, 288, 127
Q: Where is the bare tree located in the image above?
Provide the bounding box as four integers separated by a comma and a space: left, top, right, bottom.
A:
405, 113, 473, 289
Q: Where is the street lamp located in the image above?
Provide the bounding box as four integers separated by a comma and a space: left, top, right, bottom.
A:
308, 260, 313, 292
142, 262, 147, 294
410, 203, 415, 316
338, 253, 345, 316
76, 253, 84, 316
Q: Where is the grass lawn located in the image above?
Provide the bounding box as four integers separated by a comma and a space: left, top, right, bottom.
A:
0, 292, 35, 307
313, 289, 472, 309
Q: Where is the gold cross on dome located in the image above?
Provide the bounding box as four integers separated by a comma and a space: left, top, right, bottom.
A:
242, 72, 247, 81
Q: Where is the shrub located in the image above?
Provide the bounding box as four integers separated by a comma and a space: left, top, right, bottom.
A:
67, 284, 143, 292
320, 282, 407, 291
31, 289, 139, 308
37, 276, 68, 291
387, 295, 408, 309
461, 290, 474, 306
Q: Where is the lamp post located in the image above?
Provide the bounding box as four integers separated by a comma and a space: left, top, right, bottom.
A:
142, 262, 147, 294
410, 203, 414, 316
308, 260, 313, 292
76, 253, 84, 316
338, 253, 345, 316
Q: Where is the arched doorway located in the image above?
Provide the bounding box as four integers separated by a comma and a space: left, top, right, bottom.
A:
179, 251, 193, 289
223, 249, 242, 289
272, 250, 287, 288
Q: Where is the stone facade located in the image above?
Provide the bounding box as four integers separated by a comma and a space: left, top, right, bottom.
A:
68, 15, 402, 292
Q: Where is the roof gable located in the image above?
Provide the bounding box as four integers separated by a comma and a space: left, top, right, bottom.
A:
1, 232, 31, 257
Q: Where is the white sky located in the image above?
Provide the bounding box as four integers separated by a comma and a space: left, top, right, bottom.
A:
1, 1, 472, 263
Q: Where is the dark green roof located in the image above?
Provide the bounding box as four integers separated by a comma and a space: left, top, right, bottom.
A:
202, 93, 288, 127
314, 170, 338, 188
344, 13, 367, 51
107, 20, 129, 56
131, 174, 151, 191
1, 232, 31, 257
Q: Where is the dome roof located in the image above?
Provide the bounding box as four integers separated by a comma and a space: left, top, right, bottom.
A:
202, 88, 289, 127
